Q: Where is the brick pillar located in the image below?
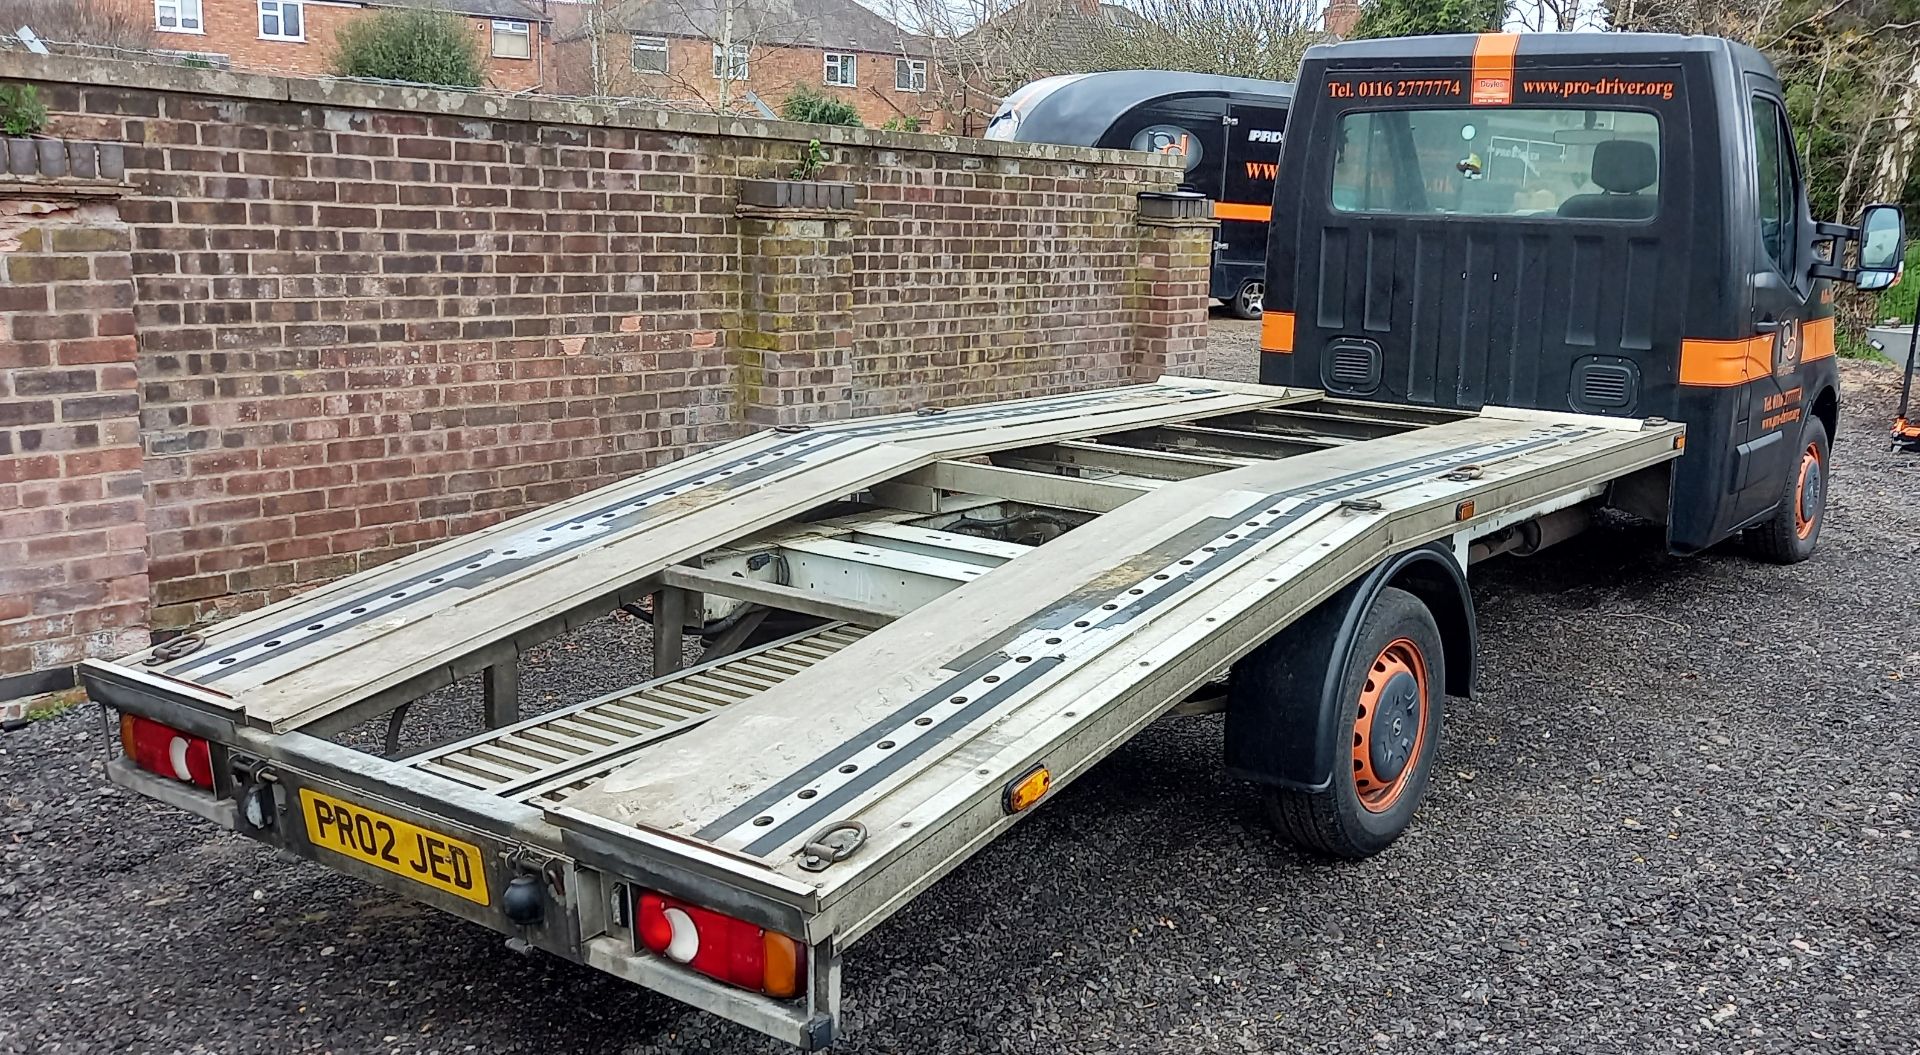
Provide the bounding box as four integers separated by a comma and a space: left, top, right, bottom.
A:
1131, 192, 1214, 381
733, 180, 859, 428
0, 144, 147, 714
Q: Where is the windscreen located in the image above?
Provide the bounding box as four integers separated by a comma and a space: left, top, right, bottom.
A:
1333, 107, 1661, 220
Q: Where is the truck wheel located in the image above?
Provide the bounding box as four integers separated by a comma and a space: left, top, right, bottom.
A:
1745, 417, 1829, 565
1229, 280, 1264, 319
1264, 587, 1445, 859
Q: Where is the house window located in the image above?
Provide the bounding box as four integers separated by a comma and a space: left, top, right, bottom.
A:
824, 52, 856, 87
632, 35, 669, 74
155, 0, 203, 32
712, 42, 748, 80
895, 58, 926, 92
258, 1, 304, 41
491, 20, 531, 60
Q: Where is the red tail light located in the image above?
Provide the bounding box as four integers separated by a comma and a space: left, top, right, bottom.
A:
119, 714, 215, 789
636, 891, 806, 999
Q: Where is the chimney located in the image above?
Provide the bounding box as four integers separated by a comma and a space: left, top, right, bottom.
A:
1323, 0, 1362, 37
1075, 0, 1100, 15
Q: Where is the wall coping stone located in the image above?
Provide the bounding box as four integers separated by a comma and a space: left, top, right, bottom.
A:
7, 52, 1184, 171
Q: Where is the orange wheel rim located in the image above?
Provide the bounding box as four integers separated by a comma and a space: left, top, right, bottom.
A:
1352, 637, 1429, 813
1793, 443, 1822, 541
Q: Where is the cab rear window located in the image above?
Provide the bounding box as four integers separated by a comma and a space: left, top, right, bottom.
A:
1333, 108, 1661, 220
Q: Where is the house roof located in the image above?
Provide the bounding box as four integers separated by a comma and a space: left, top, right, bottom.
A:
612, 0, 933, 56
370, 0, 551, 23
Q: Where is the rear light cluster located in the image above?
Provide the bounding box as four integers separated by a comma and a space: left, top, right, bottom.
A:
119, 714, 214, 789
637, 891, 805, 999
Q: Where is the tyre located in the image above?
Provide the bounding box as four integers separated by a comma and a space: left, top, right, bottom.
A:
1744, 417, 1829, 565
1263, 587, 1445, 859
1228, 280, 1264, 320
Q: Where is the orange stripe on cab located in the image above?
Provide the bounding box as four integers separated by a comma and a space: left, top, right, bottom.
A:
1213, 202, 1272, 222
1471, 33, 1519, 106
1679, 335, 1773, 387
1802, 316, 1835, 362
1260, 310, 1295, 353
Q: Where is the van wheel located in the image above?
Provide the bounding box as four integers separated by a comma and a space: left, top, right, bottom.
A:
1745, 417, 1829, 564
1264, 587, 1445, 859
1229, 280, 1264, 319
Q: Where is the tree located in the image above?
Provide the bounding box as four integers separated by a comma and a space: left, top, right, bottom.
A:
563, 0, 924, 123
1349, 0, 1507, 38
1506, 0, 1609, 31
1082, 0, 1321, 83
782, 86, 864, 126
331, 8, 486, 88
880, 0, 1087, 134
1605, 0, 1920, 222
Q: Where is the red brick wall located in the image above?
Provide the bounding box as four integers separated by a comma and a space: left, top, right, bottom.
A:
556, 34, 945, 131
0, 192, 149, 695
0, 53, 1205, 699
154, 0, 549, 91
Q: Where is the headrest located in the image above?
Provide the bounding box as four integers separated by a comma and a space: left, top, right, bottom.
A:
1591, 139, 1656, 194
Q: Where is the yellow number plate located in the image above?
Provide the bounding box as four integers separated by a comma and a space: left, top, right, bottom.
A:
299, 789, 490, 905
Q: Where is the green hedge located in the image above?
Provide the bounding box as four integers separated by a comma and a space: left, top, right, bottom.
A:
781, 88, 862, 127
1880, 244, 1920, 326
331, 8, 485, 88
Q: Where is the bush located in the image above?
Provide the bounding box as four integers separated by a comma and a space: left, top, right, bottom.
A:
0, 0, 153, 53
331, 8, 484, 88
1880, 244, 1920, 326
1350, 0, 1504, 39
0, 84, 47, 136
781, 88, 862, 127
880, 116, 920, 133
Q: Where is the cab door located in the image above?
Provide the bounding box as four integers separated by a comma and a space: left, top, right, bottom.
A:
1732, 86, 1817, 524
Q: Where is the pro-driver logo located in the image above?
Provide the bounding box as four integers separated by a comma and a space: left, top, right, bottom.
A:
1247, 130, 1283, 143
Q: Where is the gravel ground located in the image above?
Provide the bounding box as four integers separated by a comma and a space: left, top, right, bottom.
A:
6, 317, 1919, 1054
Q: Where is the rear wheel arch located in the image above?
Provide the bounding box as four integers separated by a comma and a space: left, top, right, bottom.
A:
1225, 543, 1473, 793
1383, 556, 1475, 698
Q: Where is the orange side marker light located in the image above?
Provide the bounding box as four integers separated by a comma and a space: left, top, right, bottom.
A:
1003, 765, 1051, 814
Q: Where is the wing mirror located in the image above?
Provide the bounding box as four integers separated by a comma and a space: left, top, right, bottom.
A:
1854, 203, 1905, 291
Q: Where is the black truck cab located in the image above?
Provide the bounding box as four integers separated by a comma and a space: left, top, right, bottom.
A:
987, 70, 1295, 318
1259, 32, 1905, 559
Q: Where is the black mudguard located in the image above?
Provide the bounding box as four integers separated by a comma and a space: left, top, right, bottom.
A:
1225, 544, 1474, 793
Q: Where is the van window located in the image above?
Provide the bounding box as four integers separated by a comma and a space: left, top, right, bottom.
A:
1750, 97, 1797, 276
1332, 108, 1661, 220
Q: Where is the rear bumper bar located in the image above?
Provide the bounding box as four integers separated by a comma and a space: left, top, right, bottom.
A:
87, 689, 840, 1048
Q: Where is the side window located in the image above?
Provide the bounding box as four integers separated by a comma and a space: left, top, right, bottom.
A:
1751, 97, 1794, 275
1773, 106, 1802, 277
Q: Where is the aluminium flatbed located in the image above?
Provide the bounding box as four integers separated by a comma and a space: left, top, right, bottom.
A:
82, 378, 1682, 1047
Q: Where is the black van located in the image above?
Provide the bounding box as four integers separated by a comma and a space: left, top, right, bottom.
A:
987, 71, 1295, 318
1259, 32, 1906, 561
